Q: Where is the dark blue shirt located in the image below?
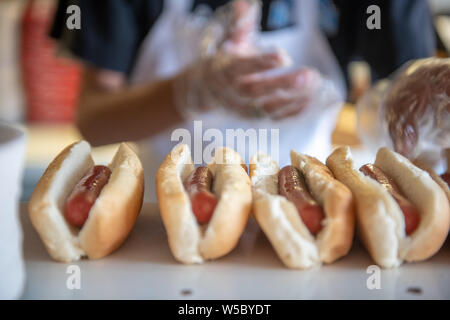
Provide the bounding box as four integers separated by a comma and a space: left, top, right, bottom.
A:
51, 0, 436, 81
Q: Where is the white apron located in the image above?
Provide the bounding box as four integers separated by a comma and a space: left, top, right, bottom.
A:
130, 0, 346, 201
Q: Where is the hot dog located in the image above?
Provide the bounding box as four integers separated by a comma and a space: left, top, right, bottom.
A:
28, 141, 144, 263
183, 167, 218, 224
327, 147, 450, 268
64, 165, 112, 228
156, 145, 252, 264
278, 166, 324, 235
360, 164, 420, 235
250, 151, 354, 269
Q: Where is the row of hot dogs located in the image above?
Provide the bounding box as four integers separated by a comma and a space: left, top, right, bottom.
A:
29, 141, 450, 269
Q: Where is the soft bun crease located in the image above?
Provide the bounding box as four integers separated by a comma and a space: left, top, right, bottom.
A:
326, 146, 450, 268
249, 151, 355, 269
28, 141, 144, 262
413, 160, 450, 203
156, 144, 252, 264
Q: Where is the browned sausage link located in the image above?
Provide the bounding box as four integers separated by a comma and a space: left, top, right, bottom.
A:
64, 165, 112, 228
360, 164, 420, 235
278, 166, 325, 235
184, 167, 218, 224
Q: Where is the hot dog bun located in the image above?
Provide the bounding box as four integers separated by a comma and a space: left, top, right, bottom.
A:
156, 144, 252, 264
326, 146, 450, 268
249, 151, 355, 269
28, 141, 144, 262
413, 160, 450, 203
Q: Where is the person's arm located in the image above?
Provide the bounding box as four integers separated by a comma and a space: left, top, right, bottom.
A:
77, 67, 184, 146
50, 0, 173, 145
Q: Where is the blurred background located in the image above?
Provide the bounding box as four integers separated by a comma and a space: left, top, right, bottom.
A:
0, 0, 449, 200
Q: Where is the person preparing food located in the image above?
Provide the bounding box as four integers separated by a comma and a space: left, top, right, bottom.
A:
50, 0, 437, 201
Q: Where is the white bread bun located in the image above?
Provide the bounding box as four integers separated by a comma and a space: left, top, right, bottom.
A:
249, 151, 355, 269
375, 148, 449, 261
413, 160, 450, 203
326, 146, 450, 268
28, 141, 144, 263
156, 144, 252, 264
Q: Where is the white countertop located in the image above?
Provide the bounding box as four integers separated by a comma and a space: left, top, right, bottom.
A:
20, 203, 450, 300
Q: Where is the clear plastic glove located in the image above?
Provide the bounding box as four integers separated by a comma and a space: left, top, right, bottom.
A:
174, 0, 323, 121
382, 58, 450, 160
357, 58, 450, 168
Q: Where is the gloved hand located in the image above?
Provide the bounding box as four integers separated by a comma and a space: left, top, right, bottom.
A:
381, 58, 450, 160
174, 0, 323, 120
